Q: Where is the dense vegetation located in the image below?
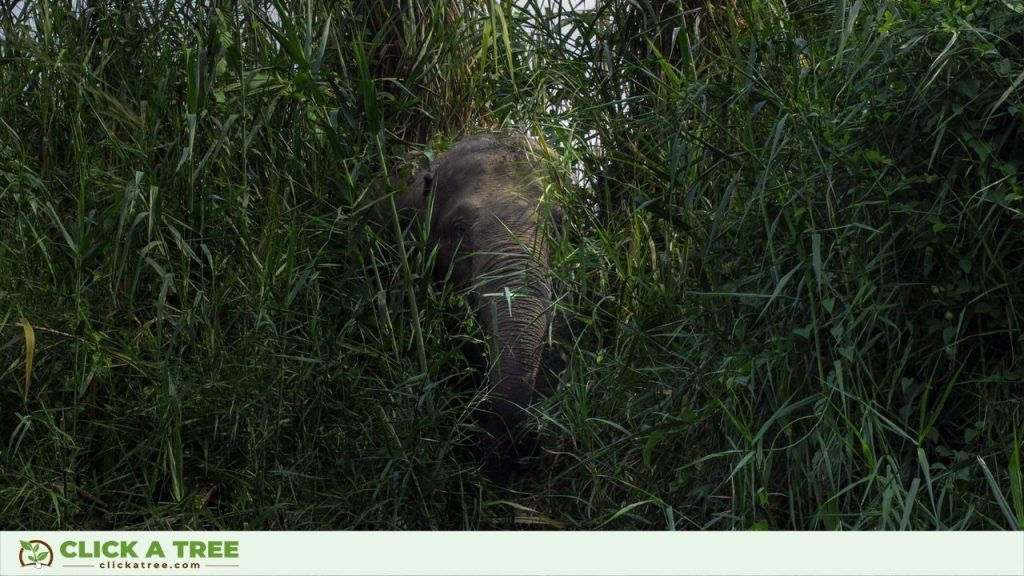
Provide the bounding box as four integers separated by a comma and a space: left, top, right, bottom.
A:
2, 0, 1022, 529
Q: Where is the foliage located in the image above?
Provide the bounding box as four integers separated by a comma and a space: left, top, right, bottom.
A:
1, 0, 1021, 529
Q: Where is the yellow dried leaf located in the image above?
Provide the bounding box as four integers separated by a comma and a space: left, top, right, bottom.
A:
18, 318, 35, 403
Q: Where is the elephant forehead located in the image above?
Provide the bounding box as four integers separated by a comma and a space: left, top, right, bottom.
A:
452, 173, 545, 207
438, 150, 542, 187
436, 153, 488, 185
438, 196, 486, 222
486, 194, 542, 221
441, 195, 538, 227
442, 132, 549, 161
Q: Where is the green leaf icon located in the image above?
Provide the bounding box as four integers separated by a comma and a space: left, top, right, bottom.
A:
20, 541, 33, 552
36, 551, 49, 562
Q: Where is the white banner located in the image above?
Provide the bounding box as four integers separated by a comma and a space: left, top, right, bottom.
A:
1, 531, 1022, 576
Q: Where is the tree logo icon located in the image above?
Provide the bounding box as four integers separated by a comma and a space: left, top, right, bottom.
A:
18, 540, 54, 569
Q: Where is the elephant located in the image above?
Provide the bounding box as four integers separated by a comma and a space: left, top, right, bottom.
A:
391, 133, 561, 468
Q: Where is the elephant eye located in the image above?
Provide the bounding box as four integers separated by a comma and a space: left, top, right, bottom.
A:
451, 220, 467, 236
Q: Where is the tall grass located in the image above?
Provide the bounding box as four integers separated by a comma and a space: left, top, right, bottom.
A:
1, 0, 1021, 529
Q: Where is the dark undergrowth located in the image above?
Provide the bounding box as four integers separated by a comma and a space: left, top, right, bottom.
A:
1, 0, 1022, 529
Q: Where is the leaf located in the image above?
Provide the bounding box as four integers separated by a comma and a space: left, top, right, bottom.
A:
986, 68, 1024, 122
838, 0, 864, 58
596, 499, 660, 528
811, 232, 823, 290
1010, 427, 1023, 528
35, 551, 48, 562
978, 456, 1020, 530
18, 318, 34, 404
643, 428, 665, 468
17, 317, 35, 389
756, 264, 800, 322
20, 541, 33, 552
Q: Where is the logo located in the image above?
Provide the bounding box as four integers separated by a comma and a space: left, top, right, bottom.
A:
19, 540, 54, 569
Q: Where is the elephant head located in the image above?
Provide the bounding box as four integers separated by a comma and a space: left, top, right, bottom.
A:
395, 133, 559, 464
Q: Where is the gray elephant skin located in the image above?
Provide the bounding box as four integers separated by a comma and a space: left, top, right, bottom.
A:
393, 133, 559, 468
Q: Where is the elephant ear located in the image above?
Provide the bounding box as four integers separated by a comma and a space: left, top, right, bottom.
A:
417, 149, 436, 198
421, 171, 434, 197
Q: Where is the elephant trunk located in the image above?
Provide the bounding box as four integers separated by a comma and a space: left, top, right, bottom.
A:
473, 239, 551, 457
